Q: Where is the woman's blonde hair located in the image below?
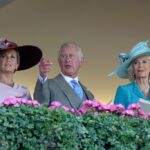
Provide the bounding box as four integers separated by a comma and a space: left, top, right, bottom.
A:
127, 64, 135, 81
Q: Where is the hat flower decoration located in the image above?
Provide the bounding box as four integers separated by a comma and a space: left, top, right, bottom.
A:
0, 38, 16, 49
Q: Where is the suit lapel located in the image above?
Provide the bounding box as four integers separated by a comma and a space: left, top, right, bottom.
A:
79, 81, 94, 100
54, 74, 83, 109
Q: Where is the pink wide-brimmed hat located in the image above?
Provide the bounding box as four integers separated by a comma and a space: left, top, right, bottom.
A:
0, 38, 42, 70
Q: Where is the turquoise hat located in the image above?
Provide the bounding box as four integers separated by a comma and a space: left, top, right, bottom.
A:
108, 40, 150, 79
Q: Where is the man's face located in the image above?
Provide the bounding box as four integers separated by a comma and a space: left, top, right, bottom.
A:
58, 46, 84, 78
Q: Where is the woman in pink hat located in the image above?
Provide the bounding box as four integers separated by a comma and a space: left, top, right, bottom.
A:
0, 38, 42, 103
109, 40, 150, 109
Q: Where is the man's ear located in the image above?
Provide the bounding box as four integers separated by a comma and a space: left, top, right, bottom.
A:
80, 57, 84, 65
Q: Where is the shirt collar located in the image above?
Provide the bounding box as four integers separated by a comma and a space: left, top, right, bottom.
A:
60, 72, 79, 83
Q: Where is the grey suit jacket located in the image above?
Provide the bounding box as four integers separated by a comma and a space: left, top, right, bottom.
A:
34, 74, 94, 109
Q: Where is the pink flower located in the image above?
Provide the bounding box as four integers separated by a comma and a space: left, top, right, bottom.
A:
122, 110, 135, 117
32, 100, 40, 106
3, 100, 10, 106
61, 106, 70, 111
3, 98, 18, 106
49, 106, 57, 110
26, 100, 33, 105
49, 101, 62, 109
21, 99, 28, 104
91, 100, 102, 107
128, 103, 141, 110
61, 106, 75, 114
115, 104, 125, 111
51, 101, 61, 107
97, 104, 108, 111
82, 100, 102, 108
77, 105, 90, 115
82, 100, 94, 106
107, 104, 117, 112
135, 109, 149, 119
147, 113, 150, 119
110, 104, 125, 114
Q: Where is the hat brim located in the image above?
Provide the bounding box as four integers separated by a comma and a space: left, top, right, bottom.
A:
15, 45, 42, 70
109, 51, 150, 79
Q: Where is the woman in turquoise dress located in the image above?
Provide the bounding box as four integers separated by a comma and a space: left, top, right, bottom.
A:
109, 40, 150, 109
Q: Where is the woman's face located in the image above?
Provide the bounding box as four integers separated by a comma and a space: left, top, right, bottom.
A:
0, 49, 19, 73
132, 56, 150, 79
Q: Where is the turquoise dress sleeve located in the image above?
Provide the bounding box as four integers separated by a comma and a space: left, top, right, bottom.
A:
114, 82, 141, 109
114, 86, 128, 109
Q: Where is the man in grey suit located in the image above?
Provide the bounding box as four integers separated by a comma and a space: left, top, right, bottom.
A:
34, 42, 94, 109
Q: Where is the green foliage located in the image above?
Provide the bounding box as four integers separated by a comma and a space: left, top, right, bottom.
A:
0, 105, 149, 150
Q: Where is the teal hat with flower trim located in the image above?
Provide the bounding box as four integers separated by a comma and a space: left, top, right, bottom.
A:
108, 40, 150, 79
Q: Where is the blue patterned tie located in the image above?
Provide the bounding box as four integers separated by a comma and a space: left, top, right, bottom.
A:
71, 80, 83, 100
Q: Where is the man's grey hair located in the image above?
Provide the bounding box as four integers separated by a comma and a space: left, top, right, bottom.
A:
58, 42, 84, 60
